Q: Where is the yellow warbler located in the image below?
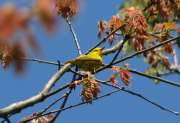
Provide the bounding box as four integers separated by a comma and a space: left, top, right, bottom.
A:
65, 47, 104, 72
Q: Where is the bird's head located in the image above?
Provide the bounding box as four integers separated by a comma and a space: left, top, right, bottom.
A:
89, 47, 104, 56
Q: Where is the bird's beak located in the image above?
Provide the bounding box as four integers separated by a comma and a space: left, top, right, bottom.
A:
101, 47, 105, 50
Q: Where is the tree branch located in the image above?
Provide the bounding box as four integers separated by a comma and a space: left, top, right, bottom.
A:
66, 17, 82, 56
41, 64, 72, 93
1, 115, 12, 123
22, 58, 61, 66
3, 117, 11, 123
97, 81, 180, 115
39, 93, 67, 115
122, 89, 179, 115
97, 35, 180, 73
0, 64, 71, 118
129, 69, 180, 87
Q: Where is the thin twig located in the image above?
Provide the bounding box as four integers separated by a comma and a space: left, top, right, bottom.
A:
72, 66, 79, 80
3, 117, 11, 123
19, 87, 124, 123
23, 58, 82, 77
26, 93, 68, 123
129, 69, 180, 87
22, 58, 60, 66
51, 89, 72, 122
109, 38, 127, 64
1, 115, 11, 123
97, 81, 180, 115
39, 94, 67, 115
45, 84, 69, 97
122, 89, 179, 115
58, 59, 61, 70
66, 17, 82, 56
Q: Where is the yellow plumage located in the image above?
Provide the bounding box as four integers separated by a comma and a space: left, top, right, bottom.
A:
65, 48, 103, 72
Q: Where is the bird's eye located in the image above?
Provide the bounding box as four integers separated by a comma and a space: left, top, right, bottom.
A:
95, 50, 98, 51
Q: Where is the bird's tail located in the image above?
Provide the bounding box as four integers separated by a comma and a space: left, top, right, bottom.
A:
64, 60, 74, 64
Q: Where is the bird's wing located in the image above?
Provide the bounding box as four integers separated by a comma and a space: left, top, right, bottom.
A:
75, 55, 101, 61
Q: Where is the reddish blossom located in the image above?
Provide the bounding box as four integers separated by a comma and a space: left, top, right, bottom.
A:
54, 0, 78, 18
110, 66, 132, 86
120, 69, 132, 86
122, 7, 150, 51
109, 75, 118, 86
97, 20, 106, 38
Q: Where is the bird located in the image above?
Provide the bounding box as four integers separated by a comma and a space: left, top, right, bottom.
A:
65, 47, 104, 72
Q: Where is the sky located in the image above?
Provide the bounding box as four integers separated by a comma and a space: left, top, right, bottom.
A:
0, 0, 180, 123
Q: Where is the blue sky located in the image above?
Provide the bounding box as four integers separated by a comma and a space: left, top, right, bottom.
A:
0, 0, 180, 123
